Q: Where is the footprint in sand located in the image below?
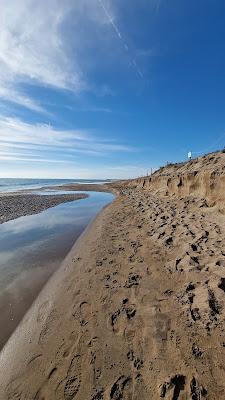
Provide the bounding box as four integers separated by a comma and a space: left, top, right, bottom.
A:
88, 337, 104, 383
55, 354, 81, 400
64, 355, 81, 400
36, 300, 50, 323
38, 308, 58, 344
108, 376, 133, 400
160, 375, 207, 399
109, 300, 136, 335
73, 301, 92, 326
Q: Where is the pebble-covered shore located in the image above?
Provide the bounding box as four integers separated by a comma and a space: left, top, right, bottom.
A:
0, 193, 88, 224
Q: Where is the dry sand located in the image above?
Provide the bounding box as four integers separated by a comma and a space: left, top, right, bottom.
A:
1, 152, 225, 399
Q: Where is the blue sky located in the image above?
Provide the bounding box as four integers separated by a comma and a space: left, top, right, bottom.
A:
0, 0, 225, 179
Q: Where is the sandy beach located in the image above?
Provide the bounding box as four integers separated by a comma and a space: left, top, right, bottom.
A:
1, 0, 224, 397
1, 151, 225, 398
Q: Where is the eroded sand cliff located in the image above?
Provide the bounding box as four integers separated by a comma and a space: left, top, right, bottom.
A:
131, 150, 225, 210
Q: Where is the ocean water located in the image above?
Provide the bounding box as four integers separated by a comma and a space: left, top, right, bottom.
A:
0, 178, 112, 193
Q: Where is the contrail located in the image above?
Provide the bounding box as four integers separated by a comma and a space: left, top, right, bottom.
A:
98, 0, 143, 79
98, 0, 122, 39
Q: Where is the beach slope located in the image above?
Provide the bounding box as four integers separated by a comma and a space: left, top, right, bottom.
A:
1, 151, 225, 398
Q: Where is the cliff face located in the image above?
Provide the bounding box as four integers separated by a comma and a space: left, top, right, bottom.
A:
129, 151, 225, 210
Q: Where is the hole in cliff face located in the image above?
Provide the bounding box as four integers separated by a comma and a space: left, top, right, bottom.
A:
191, 308, 201, 321
218, 278, 225, 293
167, 178, 171, 187
216, 260, 225, 267
165, 237, 173, 246
177, 178, 183, 188
208, 289, 221, 315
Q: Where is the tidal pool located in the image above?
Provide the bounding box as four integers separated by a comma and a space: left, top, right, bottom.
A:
0, 191, 114, 349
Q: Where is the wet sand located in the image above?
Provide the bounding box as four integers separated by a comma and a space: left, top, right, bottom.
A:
1, 152, 225, 398
41, 183, 116, 193
0, 191, 113, 351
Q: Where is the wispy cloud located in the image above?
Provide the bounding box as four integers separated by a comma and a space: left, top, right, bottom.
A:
0, 1, 81, 88
97, 0, 143, 78
0, 117, 135, 163
0, 0, 116, 112
0, 85, 46, 113
0, 0, 150, 113
0, 155, 67, 163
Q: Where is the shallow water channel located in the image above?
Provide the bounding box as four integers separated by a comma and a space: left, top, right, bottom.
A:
0, 191, 114, 350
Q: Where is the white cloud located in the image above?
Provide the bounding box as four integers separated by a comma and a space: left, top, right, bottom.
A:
0, 155, 67, 163
0, 164, 152, 180
0, 0, 116, 111
0, 85, 46, 113
0, 1, 80, 89
0, 0, 158, 113
0, 117, 89, 145
0, 116, 135, 162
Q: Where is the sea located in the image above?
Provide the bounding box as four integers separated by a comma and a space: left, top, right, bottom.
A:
0, 178, 112, 193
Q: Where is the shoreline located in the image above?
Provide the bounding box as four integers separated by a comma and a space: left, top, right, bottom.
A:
0, 189, 115, 351
0, 182, 120, 224
38, 182, 118, 193
0, 192, 89, 224
2, 152, 225, 398
0, 195, 116, 395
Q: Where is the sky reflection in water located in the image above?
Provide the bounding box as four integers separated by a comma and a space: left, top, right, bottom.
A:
0, 191, 113, 349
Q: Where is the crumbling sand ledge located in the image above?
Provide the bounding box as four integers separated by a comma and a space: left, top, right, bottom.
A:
1, 152, 225, 399
129, 150, 225, 211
